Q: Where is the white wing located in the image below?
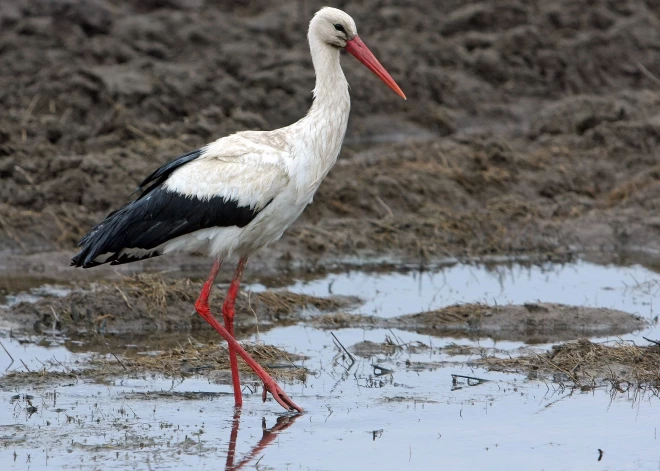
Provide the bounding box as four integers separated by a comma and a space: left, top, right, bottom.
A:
163, 132, 291, 210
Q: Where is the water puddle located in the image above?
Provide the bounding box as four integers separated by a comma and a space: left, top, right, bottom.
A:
1, 260, 660, 470
281, 260, 658, 322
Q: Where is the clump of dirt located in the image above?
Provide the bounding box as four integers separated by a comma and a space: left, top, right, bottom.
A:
351, 335, 433, 358
442, 343, 490, 356
5, 273, 359, 335
392, 302, 647, 343
0, 371, 79, 390
351, 339, 401, 358
310, 312, 378, 329
256, 290, 358, 320
479, 338, 660, 388
0, 341, 306, 390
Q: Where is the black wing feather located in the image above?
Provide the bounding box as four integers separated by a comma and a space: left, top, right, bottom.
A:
71, 148, 266, 269
132, 148, 204, 199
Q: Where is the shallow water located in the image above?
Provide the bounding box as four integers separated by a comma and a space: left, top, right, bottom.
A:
281, 260, 659, 322
2, 260, 660, 470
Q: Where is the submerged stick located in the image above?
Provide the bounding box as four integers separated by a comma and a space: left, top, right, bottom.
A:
642, 336, 660, 347
451, 374, 488, 384
93, 330, 128, 371
331, 332, 356, 363
0, 339, 14, 363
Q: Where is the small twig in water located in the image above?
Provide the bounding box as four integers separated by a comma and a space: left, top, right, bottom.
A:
387, 328, 404, 346
331, 332, 355, 363
372, 364, 394, 376
20, 359, 31, 372
0, 339, 14, 364
93, 330, 128, 371
125, 404, 139, 419
451, 374, 488, 385
643, 336, 660, 347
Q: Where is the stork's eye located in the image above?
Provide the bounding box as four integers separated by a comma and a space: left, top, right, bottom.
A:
334, 24, 346, 33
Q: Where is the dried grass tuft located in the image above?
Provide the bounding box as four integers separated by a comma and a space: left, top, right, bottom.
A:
480, 339, 660, 387
256, 290, 343, 316
107, 341, 307, 382
0, 342, 309, 389
310, 312, 377, 328
119, 273, 195, 311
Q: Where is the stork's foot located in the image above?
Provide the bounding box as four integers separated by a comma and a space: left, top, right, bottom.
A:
261, 377, 303, 413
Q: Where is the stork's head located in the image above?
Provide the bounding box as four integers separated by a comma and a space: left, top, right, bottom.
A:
310, 7, 406, 100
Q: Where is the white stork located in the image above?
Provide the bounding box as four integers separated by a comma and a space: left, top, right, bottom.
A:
71, 7, 405, 412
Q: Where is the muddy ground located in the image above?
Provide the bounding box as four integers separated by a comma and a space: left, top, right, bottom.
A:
3, 273, 646, 341
5, 273, 358, 334
0, 269, 650, 392
1, 0, 660, 271
2, 2, 660, 468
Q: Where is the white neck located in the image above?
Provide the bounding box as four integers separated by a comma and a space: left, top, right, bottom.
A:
307, 36, 350, 119
288, 36, 350, 194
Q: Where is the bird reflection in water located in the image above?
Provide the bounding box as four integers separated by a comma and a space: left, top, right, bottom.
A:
224, 410, 301, 471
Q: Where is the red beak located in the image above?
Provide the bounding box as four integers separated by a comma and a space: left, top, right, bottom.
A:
345, 35, 406, 100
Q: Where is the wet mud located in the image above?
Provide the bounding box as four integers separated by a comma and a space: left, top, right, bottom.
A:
390, 302, 648, 342
4, 273, 358, 334
0, 341, 305, 391
1, 0, 660, 268
4, 273, 645, 343
2, 1, 660, 469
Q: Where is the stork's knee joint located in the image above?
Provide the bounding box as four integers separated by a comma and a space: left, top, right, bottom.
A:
194, 299, 208, 315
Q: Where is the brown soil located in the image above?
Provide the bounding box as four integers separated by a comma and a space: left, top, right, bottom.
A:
392, 302, 648, 342
350, 338, 434, 358
5, 273, 358, 335
316, 302, 646, 342
1, 1, 660, 269
8, 275, 642, 342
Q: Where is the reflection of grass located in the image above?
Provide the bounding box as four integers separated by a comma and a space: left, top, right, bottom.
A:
480, 338, 660, 388
623, 276, 660, 297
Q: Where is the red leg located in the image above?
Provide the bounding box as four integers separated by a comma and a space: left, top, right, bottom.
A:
194, 257, 243, 406
222, 257, 248, 407
194, 259, 303, 412
195, 257, 222, 317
